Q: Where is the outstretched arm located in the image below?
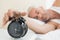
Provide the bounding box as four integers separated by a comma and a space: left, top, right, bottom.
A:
3, 9, 56, 34
23, 16, 56, 34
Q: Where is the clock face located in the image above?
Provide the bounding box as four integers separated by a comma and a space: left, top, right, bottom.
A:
7, 17, 28, 38
8, 21, 23, 38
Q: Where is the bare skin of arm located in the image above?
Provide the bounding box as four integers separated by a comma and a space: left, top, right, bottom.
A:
24, 17, 56, 34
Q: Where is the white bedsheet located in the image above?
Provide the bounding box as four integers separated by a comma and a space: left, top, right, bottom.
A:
41, 29, 60, 40
0, 28, 60, 40
0, 28, 37, 40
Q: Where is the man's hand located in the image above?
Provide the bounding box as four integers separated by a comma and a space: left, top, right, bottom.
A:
3, 9, 26, 26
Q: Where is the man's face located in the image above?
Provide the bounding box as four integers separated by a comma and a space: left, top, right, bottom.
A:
28, 7, 46, 21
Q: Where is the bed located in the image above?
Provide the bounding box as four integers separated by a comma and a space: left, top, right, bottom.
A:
0, 18, 60, 40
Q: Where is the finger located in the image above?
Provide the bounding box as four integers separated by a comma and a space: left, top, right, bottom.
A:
12, 11, 21, 19
7, 9, 18, 20
21, 12, 27, 16
8, 9, 15, 17
3, 13, 9, 26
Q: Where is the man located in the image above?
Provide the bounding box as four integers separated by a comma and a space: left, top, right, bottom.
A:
3, 0, 60, 34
